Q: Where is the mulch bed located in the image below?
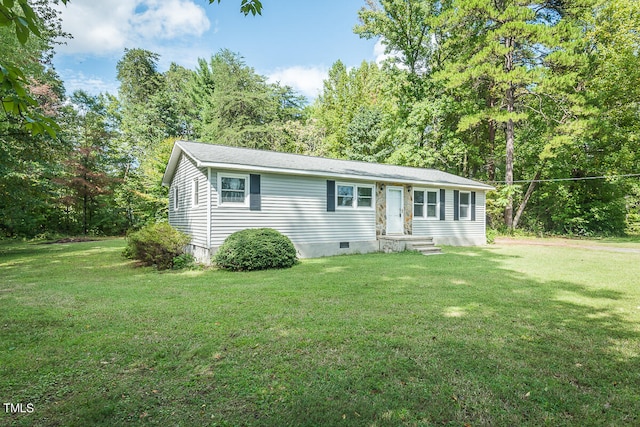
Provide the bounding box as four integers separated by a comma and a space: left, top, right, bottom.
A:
42, 237, 99, 244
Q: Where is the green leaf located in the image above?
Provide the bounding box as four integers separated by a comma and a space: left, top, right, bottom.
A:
19, 0, 40, 37
457, 113, 483, 132
0, 8, 12, 26
15, 17, 29, 43
2, 98, 15, 114
240, 0, 262, 16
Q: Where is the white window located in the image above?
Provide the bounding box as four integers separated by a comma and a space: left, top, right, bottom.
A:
459, 191, 470, 220
414, 189, 439, 219
337, 184, 354, 207
173, 186, 179, 211
414, 190, 424, 217
357, 186, 373, 207
192, 179, 199, 207
219, 174, 248, 206
337, 183, 374, 209
426, 190, 438, 219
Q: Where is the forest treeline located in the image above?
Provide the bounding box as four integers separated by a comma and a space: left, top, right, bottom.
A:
1, 0, 639, 238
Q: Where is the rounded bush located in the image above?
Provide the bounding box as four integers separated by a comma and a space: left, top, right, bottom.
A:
123, 222, 191, 270
214, 228, 297, 271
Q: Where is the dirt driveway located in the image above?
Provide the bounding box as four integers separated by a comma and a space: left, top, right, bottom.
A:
494, 237, 640, 254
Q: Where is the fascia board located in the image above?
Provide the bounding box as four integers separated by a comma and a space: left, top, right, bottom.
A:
196, 161, 494, 191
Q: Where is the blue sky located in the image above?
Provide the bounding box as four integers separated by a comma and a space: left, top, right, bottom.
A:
52, 0, 383, 100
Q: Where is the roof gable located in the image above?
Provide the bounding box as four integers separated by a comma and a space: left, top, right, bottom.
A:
162, 140, 494, 190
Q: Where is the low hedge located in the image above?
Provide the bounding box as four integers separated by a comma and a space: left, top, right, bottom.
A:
123, 222, 191, 270
214, 228, 297, 271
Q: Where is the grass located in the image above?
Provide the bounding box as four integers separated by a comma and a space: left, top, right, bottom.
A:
496, 234, 640, 249
1, 238, 639, 426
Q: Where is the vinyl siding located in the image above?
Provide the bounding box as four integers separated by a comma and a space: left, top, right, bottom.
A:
210, 172, 376, 247
168, 154, 208, 248
413, 189, 487, 244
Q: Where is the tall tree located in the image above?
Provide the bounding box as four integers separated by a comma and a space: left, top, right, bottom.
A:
189, 49, 305, 150
313, 60, 389, 158
432, 0, 590, 229
0, 1, 68, 237
355, 0, 439, 107
0, 0, 68, 136
56, 91, 123, 235
116, 48, 168, 152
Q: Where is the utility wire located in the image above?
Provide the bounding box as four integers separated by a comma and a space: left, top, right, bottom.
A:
490, 173, 640, 184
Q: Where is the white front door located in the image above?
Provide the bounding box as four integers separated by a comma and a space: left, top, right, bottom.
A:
386, 186, 404, 234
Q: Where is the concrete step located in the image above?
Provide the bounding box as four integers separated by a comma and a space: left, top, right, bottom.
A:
406, 239, 442, 255
416, 247, 443, 255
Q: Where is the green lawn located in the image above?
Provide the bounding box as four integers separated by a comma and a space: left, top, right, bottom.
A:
1, 239, 639, 426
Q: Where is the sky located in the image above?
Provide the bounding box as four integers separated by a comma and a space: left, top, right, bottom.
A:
52, 0, 385, 101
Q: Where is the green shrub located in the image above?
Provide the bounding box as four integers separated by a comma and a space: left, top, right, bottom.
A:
172, 253, 196, 270
214, 228, 297, 271
123, 222, 191, 270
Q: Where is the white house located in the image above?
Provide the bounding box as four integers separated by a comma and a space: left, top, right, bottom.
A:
162, 140, 494, 262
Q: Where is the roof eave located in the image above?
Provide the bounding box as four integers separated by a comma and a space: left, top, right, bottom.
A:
196, 161, 494, 191
162, 140, 190, 187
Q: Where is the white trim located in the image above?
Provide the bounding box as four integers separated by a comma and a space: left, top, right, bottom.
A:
193, 161, 491, 190
336, 182, 375, 210
217, 172, 250, 207
459, 191, 471, 220
191, 178, 199, 207
386, 186, 404, 235
173, 186, 179, 211
163, 142, 494, 191
356, 184, 375, 209
414, 188, 440, 220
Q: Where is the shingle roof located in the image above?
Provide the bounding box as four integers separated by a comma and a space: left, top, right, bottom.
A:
163, 140, 494, 190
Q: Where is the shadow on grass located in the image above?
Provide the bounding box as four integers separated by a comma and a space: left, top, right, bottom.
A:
1, 245, 638, 426
271, 249, 640, 426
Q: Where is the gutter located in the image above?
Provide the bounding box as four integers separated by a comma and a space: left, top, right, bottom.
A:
193, 160, 495, 191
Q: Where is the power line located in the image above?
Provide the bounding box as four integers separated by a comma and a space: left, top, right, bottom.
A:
490, 173, 640, 184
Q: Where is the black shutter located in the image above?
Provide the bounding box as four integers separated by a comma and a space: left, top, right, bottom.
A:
326, 180, 335, 212
454, 190, 460, 221
249, 174, 261, 211
471, 191, 476, 221
440, 189, 446, 221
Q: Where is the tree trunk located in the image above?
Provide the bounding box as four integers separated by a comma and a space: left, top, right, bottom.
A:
487, 89, 496, 182
504, 37, 515, 229
487, 117, 496, 182
512, 165, 544, 230
504, 115, 514, 229
83, 190, 88, 235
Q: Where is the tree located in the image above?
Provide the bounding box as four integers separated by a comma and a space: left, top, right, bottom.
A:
0, 1, 68, 238
189, 49, 305, 150
116, 49, 200, 157
516, 0, 640, 235
0, 0, 259, 137
0, 0, 68, 136
55, 91, 123, 235
345, 106, 389, 162
313, 60, 389, 158
431, 0, 590, 229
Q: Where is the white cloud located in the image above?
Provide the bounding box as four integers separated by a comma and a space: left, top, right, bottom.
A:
59, 70, 119, 96
132, 0, 210, 39
373, 38, 389, 65
267, 66, 328, 100
55, 0, 210, 55
373, 38, 405, 68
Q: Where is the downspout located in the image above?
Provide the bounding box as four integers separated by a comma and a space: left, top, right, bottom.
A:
207, 167, 212, 256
